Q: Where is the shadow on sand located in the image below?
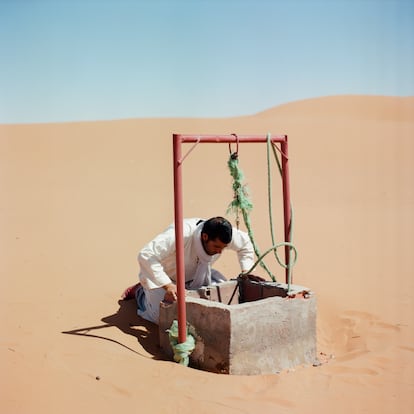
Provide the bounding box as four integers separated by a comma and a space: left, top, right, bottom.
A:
62, 299, 168, 360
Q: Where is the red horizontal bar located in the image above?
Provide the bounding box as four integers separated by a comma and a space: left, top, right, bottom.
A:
173, 134, 287, 143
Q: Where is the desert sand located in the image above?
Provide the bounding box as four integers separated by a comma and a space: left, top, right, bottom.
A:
1, 95, 413, 413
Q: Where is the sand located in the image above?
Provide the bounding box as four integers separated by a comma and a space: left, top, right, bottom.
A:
1, 95, 413, 413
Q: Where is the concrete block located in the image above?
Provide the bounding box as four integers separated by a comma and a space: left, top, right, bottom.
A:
159, 281, 317, 375
190, 280, 239, 305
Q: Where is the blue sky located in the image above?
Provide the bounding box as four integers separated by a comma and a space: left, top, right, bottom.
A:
1, 0, 413, 124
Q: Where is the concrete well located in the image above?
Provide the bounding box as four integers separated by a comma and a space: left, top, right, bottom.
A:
159, 280, 317, 375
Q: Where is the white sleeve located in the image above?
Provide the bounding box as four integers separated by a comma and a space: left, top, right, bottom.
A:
227, 228, 255, 272
138, 225, 176, 289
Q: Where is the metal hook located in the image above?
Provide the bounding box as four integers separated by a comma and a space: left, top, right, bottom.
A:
229, 133, 239, 159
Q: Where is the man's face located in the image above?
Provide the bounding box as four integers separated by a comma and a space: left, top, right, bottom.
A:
201, 234, 228, 256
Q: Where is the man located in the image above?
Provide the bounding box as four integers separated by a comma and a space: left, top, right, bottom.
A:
122, 216, 254, 324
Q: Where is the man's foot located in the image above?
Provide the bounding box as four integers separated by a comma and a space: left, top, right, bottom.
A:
121, 283, 141, 300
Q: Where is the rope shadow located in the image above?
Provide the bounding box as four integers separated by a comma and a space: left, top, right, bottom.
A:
62, 299, 168, 361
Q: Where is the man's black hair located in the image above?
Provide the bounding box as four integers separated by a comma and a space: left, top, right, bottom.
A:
202, 217, 232, 244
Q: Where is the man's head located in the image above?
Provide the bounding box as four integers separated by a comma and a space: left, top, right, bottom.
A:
201, 217, 232, 255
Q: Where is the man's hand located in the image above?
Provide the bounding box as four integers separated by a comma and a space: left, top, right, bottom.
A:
162, 283, 177, 303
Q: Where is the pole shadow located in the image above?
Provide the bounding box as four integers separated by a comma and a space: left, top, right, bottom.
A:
62, 299, 168, 361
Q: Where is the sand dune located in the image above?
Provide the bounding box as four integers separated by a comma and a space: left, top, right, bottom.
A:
1, 95, 413, 413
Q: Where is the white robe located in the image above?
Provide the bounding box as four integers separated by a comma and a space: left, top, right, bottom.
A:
138, 218, 254, 290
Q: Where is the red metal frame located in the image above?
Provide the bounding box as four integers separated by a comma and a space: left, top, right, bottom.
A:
173, 134, 292, 343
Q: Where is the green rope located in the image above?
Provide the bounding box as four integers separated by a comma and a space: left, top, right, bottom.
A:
227, 153, 276, 281
226, 134, 298, 290
166, 320, 195, 366
241, 241, 298, 276
266, 133, 296, 292
266, 134, 277, 260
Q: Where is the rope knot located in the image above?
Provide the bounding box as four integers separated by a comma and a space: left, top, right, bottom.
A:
167, 320, 195, 366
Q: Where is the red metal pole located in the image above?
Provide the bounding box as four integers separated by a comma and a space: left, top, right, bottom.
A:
177, 134, 287, 143
172, 134, 187, 343
281, 137, 291, 284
